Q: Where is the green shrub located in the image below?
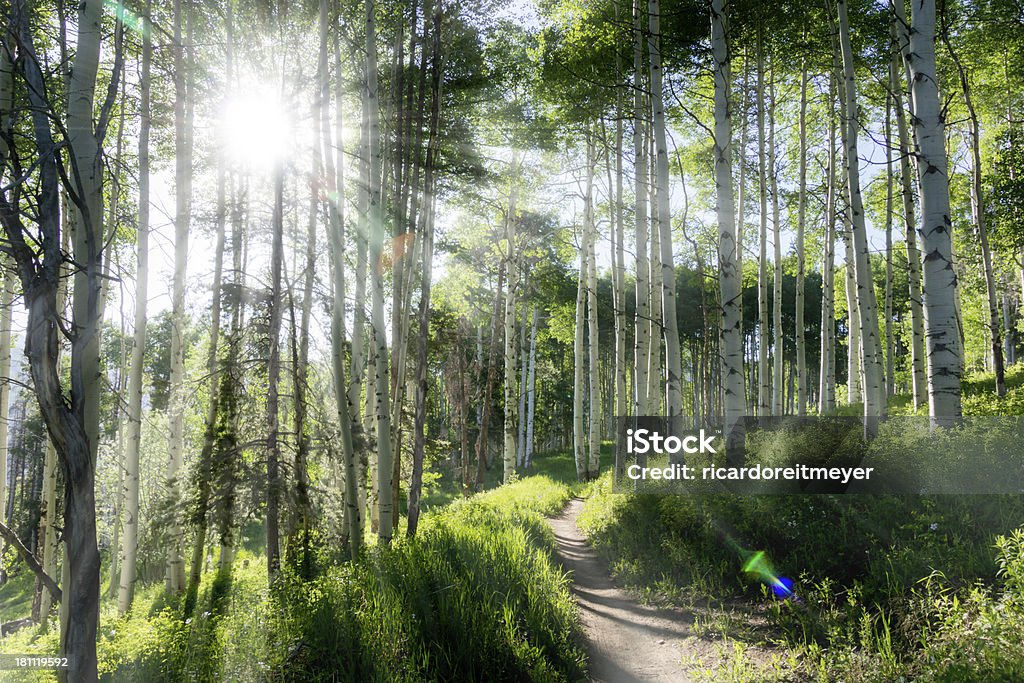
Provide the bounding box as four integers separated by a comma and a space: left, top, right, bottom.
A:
275, 476, 583, 682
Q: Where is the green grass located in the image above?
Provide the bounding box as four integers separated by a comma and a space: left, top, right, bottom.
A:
0, 567, 36, 623
0, 463, 585, 682
277, 475, 583, 682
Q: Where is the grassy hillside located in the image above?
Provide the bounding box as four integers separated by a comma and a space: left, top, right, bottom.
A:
0, 458, 587, 682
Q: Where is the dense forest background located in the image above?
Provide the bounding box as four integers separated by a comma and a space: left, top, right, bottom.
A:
0, 0, 1023, 680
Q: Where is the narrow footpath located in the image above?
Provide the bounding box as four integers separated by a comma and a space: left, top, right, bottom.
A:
549, 498, 700, 682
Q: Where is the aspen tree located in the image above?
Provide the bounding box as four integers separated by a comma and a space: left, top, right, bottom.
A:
574, 219, 587, 480
166, 0, 192, 593
649, 0, 682, 417
891, 29, 927, 409
756, 28, 769, 414
944, 24, 1005, 396
503, 155, 520, 483
796, 56, 808, 415
525, 306, 538, 468
904, 0, 963, 421
836, 0, 886, 417
885, 96, 895, 397
633, 0, 650, 417
769, 61, 783, 415
819, 74, 838, 414
712, 0, 744, 456
409, 0, 442, 534
118, 0, 153, 612
585, 136, 601, 479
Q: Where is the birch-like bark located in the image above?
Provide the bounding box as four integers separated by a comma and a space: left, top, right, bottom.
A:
648, 125, 663, 414
633, 0, 650, 416
0, 36, 9, 584
769, 61, 783, 415
165, 0, 191, 594
503, 155, 520, 484
0, 266, 11, 582
712, 0, 744, 457
905, 0, 962, 421
574, 221, 587, 481
585, 136, 601, 479
64, 0, 105, 674
118, 1, 152, 612
836, 0, 886, 417
891, 18, 927, 409
409, 0, 442, 535
335, 19, 368, 537
320, 0, 359, 556
884, 94, 895, 397
756, 30, 769, 415
612, 5, 628, 476
796, 57, 808, 415
843, 218, 862, 404
517, 289, 528, 467
475, 266, 505, 487
361, 0, 395, 541
524, 306, 538, 468
819, 74, 838, 414
649, 0, 683, 417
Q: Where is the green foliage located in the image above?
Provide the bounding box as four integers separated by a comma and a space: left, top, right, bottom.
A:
578, 427, 1024, 679
0, 474, 580, 682
276, 475, 582, 682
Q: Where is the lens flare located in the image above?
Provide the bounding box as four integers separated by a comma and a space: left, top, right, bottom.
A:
741, 550, 795, 599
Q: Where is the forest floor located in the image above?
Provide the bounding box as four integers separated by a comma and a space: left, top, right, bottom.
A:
550, 498, 783, 682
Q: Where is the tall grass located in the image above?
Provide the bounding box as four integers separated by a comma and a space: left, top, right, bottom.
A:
277, 475, 583, 682
0, 473, 583, 682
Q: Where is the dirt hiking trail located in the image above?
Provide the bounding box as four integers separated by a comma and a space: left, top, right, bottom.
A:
549, 498, 701, 681
550, 498, 786, 682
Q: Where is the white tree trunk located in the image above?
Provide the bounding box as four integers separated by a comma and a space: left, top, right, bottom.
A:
118, 0, 152, 613
890, 19, 927, 409
769, 62, 783, 415
364, 0, 395, 541
503, 157, 520, 484
0, 260, 11, 580
711, 0, 744, 455
64, 0, 106, 673
574, 226, 587, 480
649, 0, 683, 417
756, 33, 770, 415
843, 221, 862, 405
585, 136, 601, 479
524, 306, 538, 468
633, 0, 650, 416
165, 0, 191, 594
945, 31, 1005, 395
320, 0, 360, 557
819, 76, 838, 414
836, 0, 885, 417
648, 128, 663, 415
905, 0, 962, 421
517, 294, 528, 467
796, 58, 808, 415
884, 96, 895, 397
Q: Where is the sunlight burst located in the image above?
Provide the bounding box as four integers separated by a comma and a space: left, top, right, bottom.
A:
220, 88, 292, 172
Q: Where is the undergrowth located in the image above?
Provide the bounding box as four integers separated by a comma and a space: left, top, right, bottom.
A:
578, 367, 1024, 681
1, 473, 581, 682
